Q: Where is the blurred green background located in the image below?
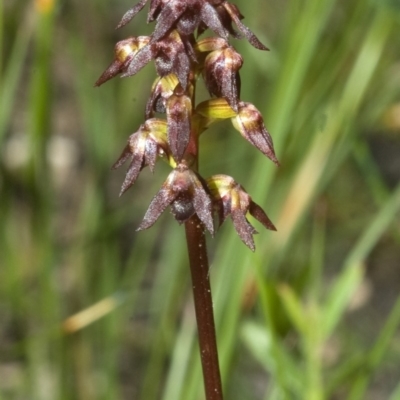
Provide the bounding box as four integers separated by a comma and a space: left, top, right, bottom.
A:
1, 0, 400, 399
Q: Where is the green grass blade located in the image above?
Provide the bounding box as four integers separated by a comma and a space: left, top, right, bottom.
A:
347, 295, 400, 400
321, 263, 364, 339
241, 321, 305, 395
0, 11, 33, 142
344, 182, 400, 269
389, 382, 400, 400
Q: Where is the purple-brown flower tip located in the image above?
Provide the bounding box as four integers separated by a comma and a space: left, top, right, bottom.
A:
112, 119, 170, 196
116, 0, 149, 29
232, 102, 279, 166
138, 164, 214, 234
223, 2, 269, 51
115, 1, 267, 50
207, 174, 276, 250
95, 36, 150, 86
166, 85, 192, 162
203, 44, 243, 112
151, 0, 229, 43
198, 2, 240, 39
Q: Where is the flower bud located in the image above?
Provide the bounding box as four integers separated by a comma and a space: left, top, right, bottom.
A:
207, 175, 276, 250
138, 164, 214, 234
203, 46, 243, 112
231, 102, 279, 165
95, 36, 150, 86
113, 119, 172, 196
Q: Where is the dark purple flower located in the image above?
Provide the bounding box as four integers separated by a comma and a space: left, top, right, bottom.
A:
138, 163, 214, 234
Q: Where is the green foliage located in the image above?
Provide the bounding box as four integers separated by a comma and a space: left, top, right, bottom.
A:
1, 0, 400, 399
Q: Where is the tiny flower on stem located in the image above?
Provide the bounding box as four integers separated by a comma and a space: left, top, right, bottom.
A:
138, 163, 214, 234
232, 102, 279, 165
207, 175, 276, 250
95, 36, 150, 86
112, 119, 172, 196
121, 30, 194, 89
195, 99, 279, 165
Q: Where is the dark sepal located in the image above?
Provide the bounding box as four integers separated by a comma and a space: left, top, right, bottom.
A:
116, 0, 149, 29
166, 86, 192, 161
232, 102, 279, 165
137, 165, 214, 234
121, 44, 155, 79
231, 210, 258, 251
223, 2, 269, 51
203, 46, 243, 112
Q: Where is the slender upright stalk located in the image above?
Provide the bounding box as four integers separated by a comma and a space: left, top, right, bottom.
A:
97, 2, 277, 399
185, 216, 223, 400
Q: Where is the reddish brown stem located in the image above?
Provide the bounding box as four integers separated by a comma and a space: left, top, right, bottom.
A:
185, 215, 223, 400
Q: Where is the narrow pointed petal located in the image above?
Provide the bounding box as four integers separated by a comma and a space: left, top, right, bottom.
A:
249, 202, 276, 231
192, 184, 214, 235
245, 126, 279, 165
148, 0, 163, 22
223, 3, 269, 51
152, 2, 187, 42
222, 72, 239, 112
232, 102, 279, 165
231, 210, 257, 251
200, 2, 229, 41
145, 139, 158, 172
112, 146, 132, 170
116, 0, 149, 29
137, 186, 178, 230
176, 52, 190, 89
121, 45, 154, 78
119, 157, 144, 196
95, 60, 123, 87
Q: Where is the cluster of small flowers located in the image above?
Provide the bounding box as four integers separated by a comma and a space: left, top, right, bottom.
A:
96, 0, 278, 251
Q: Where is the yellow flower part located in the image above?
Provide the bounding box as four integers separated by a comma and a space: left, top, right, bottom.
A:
35, 0, 55, 14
